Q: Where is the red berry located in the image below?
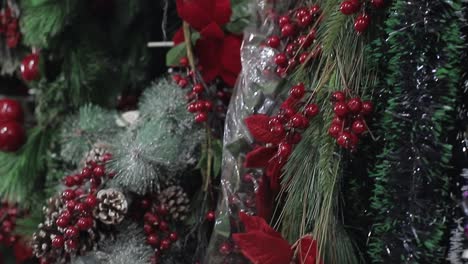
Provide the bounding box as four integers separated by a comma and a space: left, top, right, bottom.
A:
340, 1, 356, 15
74, 202, 88, 213
270, 124, 286, 137
281, 24, 295, 37
295, 8, 309, 19
336, 132, 352, 148
361, 101, 374, 115
169, 232, 178, 242
93, 165, 105, 177
64, 226, 79, 238
331, 91, 346, 102
278, 16, 290, 27
63, 176, 76, 187
0, 122, 25, 152
81, 167, 92, 178
206, 211, 216, 222
56, 216, 70, 228
349, 132, 359, 148
278, 142, 292, 158
242, 173, 253, 182
102, 153, 112, 162
288, 132, 302, 144
187, 103, 197, 113
178, 78, 188, 88
282, 107, 295, 118
172, 74, 182, 83
51, 236, 64, 248
77, 217, 93, 230
160, 239, 171, 250
192, 84, 204, 94
285, 44, 297, 56
269, 117, 282, 127
370, 0, 385, 8
288, 58, 298, 69
60, 210, 72, 219
143, 224, 153, 234
291, 114, 304, 128
195, 112, 208, 123
0, 99, 24, 123
274, 53, 288, 67
333, 102, 349, 117
328, 124, 341, 138
310, 5, 321, 15
204, 101, 213, 111
195, 101, 206, 112
305, 104, 320, 118
65, 200, 76, 211
144, 212, 158, 224
147, 233, 160, 246
298, 14, 312, 27
351, 119, 366, 134
267, 36, 281, 48
219, 242, 232, 255
276, 67, 287, 77
159, 221, 169, 231
299, 52, 309, 64
290, 83, 305, 99
84, 195, 97, 208
65, 239, 78, 251
61, 189, 76, 200
347, 98, 362, 113
20, 53, 40, 81
179, 57, 189, 67
354, 14, 370, 33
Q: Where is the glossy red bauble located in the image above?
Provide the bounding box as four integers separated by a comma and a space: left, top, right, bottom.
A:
169, 232, 178, 242
0, 122, 25, 152
56, 216, 70, 228
65, 239, 78, 250
347, 97, 362, 113
179, 57, 189, 67
285, 44, 297, 56
267, 36, 281, 48
192, 84, 204, 94
93, 165, 105, 177
77, 217, 93, 230
61, 189, 76, 201
354, 14, 370, 33
0, 99, 24, 123
20, 53, 40, 81
299, 52, 309, 64
270, 124, 286, 138
310, 4, 321, 15
84, 195, 98, 208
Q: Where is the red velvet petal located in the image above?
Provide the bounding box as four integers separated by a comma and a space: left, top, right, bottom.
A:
233, 231, 293, 264
245, 114, 283, 144
200, 22, 225, 40
266, 156, 284, 193
214, 0, 233, 26
196, 38, 222, 83
256, 175, 274, 221
221, 35, 242, 75
172, 28, 185, 45
14, 241, 33, 263
239, 212, 282, 238
244, 146, 277, 168
298, 235, 318, 264
220, 70, 238, 87
176, 0, 212, 31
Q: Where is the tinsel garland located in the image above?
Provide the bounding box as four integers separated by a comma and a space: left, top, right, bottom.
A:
367, 0, 463, 263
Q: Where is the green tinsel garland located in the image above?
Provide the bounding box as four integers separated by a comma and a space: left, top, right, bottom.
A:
367, 0, 463, 262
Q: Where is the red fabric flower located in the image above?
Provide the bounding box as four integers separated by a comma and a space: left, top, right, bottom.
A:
233, 213, 319, 264
176, 0, 232, 32
13, 241, 33, 263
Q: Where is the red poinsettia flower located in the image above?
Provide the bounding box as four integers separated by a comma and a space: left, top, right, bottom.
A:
13, 240, 33, 263
176, 0, 232, 32
233, 212, 319, 264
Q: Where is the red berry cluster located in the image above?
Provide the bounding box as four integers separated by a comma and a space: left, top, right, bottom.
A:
0, 98, 26, 152
172, 57, 231, 124
339, 0, 386, 33
139, 198, 180, 264
328, 91, 373, 150
0, 202, 26, 247
39, 156, 113, 263
267, 5, 322, 77
0, 6, 21, 48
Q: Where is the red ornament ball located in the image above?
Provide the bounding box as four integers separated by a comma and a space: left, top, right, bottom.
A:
169, 232, 178, 242
278, 16, 290, 27
65, 239, 78, 251
192, 84, 204, 94
179, 57, 189, 67
20, 53, 40, 81
278, 142, 292, 158
299, 52, 309, 64
64, 226, 79, 238
0, 99, 24, 123
0, 122, 25, 152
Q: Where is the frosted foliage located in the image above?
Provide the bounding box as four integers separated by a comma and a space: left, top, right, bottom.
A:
60, 105, 119, 164
72, 224, 152, 264
109, 78, 203, 194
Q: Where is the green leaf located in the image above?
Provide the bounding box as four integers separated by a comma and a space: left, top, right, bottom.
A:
212, 139, 224, 178
225, 0, 251, 34
165, 32, 201, 67
226, 138, 250, 156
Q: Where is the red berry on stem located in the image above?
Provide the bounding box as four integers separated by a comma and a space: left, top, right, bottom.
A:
204, 101, 213, 112
274, 53, 288, 67
267, 36, 281, 48
281, 24, 295, 37
147, 233, 159, 246
159, 221, 169, 231
354, 14, 370, 33
0, 122, 25, 152
298, 14, 312, 27
187, 103, 197, 113
328, 124, 341, 138
278, 142, 292, 158
370, 0, 385, 8
84, 195, 97, 208
56, 216, 70, 228
331, 91, 346, 102
61, 189, 76, 200
179, 57, 189, 67
160, 239, 171, 250
65, 226, 79, 238
52, 236, 64, 248
195, 112, 208, 123
305, 104, 320, 118
93, 165, 105, 177
65, 239, 78, 251
143, 224, 153, 234
290, 83, 305, 99
361, 101, 374, 115
278, 16, 290, 27
351, 119, 366, 134
291, 114, 304, 128
310, 5, 321, 15
178, 78, 188, 88
63, 176, 76, 187
299, 52, 309, 64
192, 84, 204, 94
340, 1, 356, 15
77, 217, 93, 230
81, 167, 92, 178
172, 74, 182, 83
0, 99, 24, 123
206, 211, 216, 222
285, 44, 297, 56
169, 232, 178, 242
65, 200, 76, 211
295, 8, 309, 19
74, 202, 88, 213
270, 124, 286, 137
282, 107, 295, 118
219, 242, 232, 255
20, 53, 40, 81
333, 102, 349, 117
337, 132, 352, 148
347, 97, 362, 113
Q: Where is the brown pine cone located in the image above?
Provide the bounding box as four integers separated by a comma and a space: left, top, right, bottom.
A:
32, 197, 64, 259
157, 185, 190, 222
93, 189, 128, 225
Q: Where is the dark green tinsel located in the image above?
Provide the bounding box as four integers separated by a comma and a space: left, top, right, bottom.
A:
367, 0, 463, 263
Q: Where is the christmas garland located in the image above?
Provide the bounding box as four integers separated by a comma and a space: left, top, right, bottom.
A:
367, 0, 463, 262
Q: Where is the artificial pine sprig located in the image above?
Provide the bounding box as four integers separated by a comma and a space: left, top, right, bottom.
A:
367, 0, 463, 262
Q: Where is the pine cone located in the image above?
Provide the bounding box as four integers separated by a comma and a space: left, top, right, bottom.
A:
94, 189, 128, 225
81, 142, 111, 166
157, 185, 190, 221
32, 197, 64, 259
